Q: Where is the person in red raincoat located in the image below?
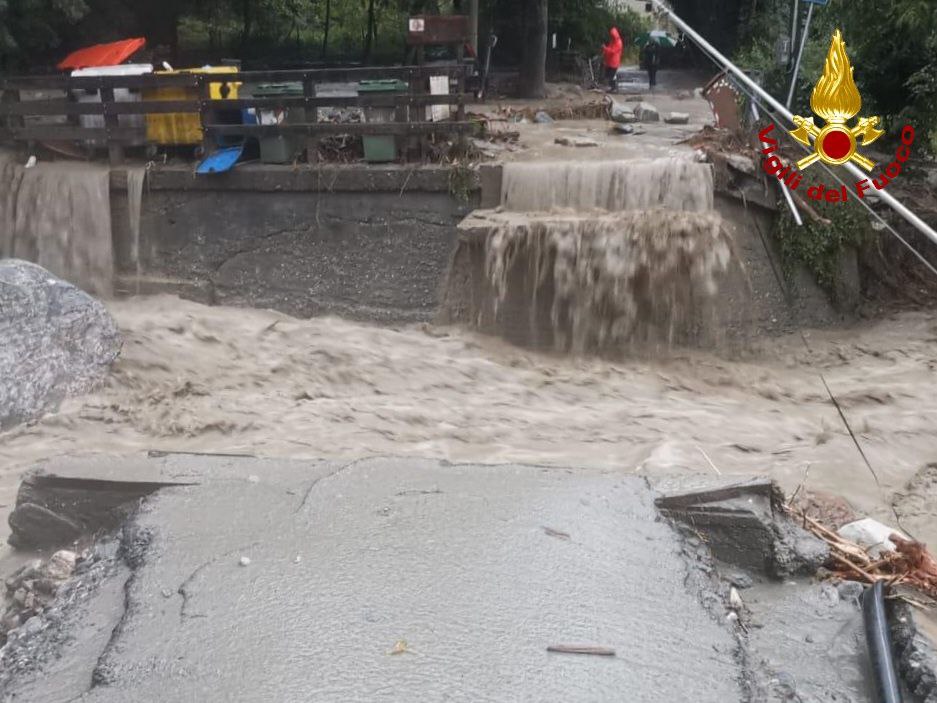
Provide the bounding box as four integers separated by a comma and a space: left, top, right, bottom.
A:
601, 27, 623, 91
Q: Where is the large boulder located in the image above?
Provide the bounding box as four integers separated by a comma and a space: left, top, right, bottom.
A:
0, 260, 120, 430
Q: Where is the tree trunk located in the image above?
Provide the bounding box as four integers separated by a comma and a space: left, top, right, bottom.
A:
321, 0, 332, 58
240, 0, 254, 50
364, 0, 377, 63
518, 0, 548, 98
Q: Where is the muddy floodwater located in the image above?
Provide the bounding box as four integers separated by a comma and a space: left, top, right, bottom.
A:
1, 295, 936, 548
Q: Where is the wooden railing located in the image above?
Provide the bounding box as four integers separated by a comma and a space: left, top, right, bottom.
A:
0, 64, 475, 164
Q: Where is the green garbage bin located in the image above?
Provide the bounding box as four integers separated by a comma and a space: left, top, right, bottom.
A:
357, 79, 408, 163
252, 82, 306, 164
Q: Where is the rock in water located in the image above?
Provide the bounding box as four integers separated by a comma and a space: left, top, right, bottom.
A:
554, 136, 599, 148
633, 102, 660, 122
607, 100, 637, 124
664, 112, 690, 125
0, 260, 120, 430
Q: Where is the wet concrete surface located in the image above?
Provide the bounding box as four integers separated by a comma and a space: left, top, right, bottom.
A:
482, 71, 716, 165
0, 454, 892, 702
742, 580, 872, 701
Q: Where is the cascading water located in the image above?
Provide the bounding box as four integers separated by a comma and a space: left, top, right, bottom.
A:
500, 158, 715, 214
0, 151, 114, 297
125, 166, 147, 291
485, 211, 733, 352
442, 157, 738, 353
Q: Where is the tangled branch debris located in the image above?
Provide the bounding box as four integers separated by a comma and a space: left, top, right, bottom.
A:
785, 506, 937, 601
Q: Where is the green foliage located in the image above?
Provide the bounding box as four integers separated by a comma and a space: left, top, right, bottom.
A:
548, 1, 649, 59
735, 0, 937, 154
776, 198, 872, 293
0, 1, 15, 59
447, 160, 474, 202
0, 0, 647, 74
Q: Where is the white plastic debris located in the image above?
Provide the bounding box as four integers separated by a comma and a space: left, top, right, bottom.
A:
728, 587, 743, 611
238, 556, 251, 567
838, 518, 907, 558
24, 156, 37, 169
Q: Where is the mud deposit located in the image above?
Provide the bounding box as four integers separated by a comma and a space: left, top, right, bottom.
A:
0, 295, 935, 549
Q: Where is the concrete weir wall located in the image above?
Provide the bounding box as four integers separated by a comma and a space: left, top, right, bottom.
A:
109, 165, 477, 322
104, 161, 847, 338
443, 166, 846, 350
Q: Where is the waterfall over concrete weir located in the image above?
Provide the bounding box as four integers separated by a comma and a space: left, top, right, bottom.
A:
500, 158, 715, 213
442, 157, 738, 353
126, 166, 147, 289
0, 151, 113, 298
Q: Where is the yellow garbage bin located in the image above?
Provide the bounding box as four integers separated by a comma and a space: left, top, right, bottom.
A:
143, 66, 241, 146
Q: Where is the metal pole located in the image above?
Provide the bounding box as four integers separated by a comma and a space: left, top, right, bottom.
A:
786, 2, 813, 109
790, 0, 799, 63
469, 0, 479, 56
754, 101, 803, 226
650, 0, 937, 248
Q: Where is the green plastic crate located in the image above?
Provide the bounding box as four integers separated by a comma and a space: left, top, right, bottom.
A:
357, 79, 408, 163
253, 82, 305, 164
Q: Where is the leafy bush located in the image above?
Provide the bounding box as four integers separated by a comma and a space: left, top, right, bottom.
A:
734, 0, 937, 153
776, 199, 873, 294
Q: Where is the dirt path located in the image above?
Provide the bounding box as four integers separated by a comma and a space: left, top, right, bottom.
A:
1, 295, 935, 548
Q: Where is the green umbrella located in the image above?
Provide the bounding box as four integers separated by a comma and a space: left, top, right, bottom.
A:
634, 30, 678, 48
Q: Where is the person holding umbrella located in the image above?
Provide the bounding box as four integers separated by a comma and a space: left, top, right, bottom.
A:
636, 30, 676, 92
641, 38, 661, 91
601, 27, 623, 92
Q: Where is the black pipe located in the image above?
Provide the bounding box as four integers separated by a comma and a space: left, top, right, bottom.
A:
862, 580, 903, 703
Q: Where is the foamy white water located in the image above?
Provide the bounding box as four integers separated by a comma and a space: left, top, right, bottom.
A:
500, 158, 714, 213
1, 295, 935, 551
466, 157, 733, 352
0, 151, 113, 297
484, 211, 734, 351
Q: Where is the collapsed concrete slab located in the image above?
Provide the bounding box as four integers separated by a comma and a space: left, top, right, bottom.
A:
655, 478, 829, 577
0, 260, 121, 431
0, 455, 916, 702
7, 472, 190, 550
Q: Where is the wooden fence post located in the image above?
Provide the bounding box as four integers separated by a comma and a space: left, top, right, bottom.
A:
303, 73, 319, 164
456, 52, 467, 153
407, 68, 424, 161
3, 88, 27, 159
199, 75, 215, 157
100, 85, 125, 165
